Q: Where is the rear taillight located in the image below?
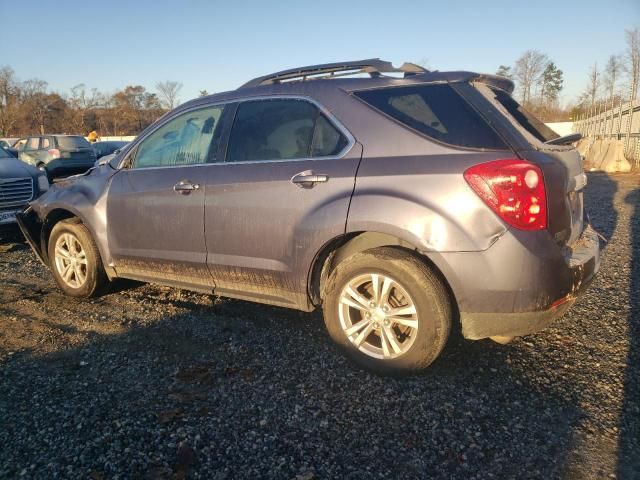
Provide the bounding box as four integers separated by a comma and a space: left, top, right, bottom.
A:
464, 159, 547, 231
48, 148, 60, 159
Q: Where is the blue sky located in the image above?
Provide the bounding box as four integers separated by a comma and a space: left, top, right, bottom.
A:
1, 0, 638, 106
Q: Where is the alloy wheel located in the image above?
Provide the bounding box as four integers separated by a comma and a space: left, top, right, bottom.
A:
338, 273, 419, 360
54, 233, 88, 288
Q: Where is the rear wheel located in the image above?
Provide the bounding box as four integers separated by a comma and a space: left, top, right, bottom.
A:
48, 219, 108, 298
323, 247, 451, 374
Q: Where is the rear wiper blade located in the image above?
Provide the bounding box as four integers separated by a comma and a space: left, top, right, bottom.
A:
544, 132, 582, 146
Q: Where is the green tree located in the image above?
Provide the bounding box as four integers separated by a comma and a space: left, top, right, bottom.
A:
496, 65, 513, 79
539, 62, 563, 105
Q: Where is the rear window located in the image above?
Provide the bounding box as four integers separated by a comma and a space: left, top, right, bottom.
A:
490, 88, 559, 143
354, 84, 507, 150
57, 136, 90, 149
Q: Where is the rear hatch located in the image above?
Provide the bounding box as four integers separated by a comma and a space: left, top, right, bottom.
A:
56, 136, 96, 163
477, 85, 585, 246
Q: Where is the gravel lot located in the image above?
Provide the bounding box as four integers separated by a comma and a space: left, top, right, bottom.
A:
0, 173, 638, 479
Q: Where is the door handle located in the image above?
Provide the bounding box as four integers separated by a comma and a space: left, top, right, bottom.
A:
291, 171, 329, 188
173, 180, 200, 194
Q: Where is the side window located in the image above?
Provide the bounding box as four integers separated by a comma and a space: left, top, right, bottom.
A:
133, 105, 223, 169
226, 99, 349, 162
354, 84, 507, 149
26, 138, 40, 150
14, 139, 27, 151
41, 137, 51, 149
227, 99, 317, 162
311, 115, 348, 157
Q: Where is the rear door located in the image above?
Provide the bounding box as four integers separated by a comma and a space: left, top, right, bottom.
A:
203, 97, 361, 308
106, 104, 227, 289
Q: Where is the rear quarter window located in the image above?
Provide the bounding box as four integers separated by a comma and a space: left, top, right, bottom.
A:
57, 136, 91, 149
489, 88, 559, 143
354, 84, 507, 150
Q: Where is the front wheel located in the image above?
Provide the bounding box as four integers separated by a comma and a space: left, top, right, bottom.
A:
323, 247, 451, 374
48, 219, 108, 298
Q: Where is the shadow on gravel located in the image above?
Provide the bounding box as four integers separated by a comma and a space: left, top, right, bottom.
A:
1, 294, 587, 479
0, 224, 27, 247
586, 173, 618, 244
618, 181, 640, 477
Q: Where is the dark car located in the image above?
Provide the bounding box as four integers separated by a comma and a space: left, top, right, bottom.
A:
0, 146, 49, 227
13, 135, 96, 179
92, 140, 129, 161
17, 59, 600, 373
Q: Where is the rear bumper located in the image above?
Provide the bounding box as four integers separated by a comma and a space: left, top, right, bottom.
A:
434, 225, 601, 340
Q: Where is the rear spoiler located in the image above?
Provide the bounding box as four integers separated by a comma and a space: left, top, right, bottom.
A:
472, 74, 515, 95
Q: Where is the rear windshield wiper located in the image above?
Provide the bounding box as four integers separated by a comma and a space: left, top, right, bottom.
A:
544, 132, 582, 146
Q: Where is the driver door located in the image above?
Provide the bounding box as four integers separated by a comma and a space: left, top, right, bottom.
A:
106, 104, 227, 290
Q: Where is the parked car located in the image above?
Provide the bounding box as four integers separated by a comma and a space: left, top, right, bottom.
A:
13, 135, 96, 179
92, 140, 129, 161
17, 59, 600, 373
0, 146, 49, 227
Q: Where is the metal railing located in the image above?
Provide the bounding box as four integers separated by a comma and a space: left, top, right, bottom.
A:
573, 96, 640, 170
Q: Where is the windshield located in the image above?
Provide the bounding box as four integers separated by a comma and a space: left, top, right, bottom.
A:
0, 148, 12, 159
57, 136, 91, 149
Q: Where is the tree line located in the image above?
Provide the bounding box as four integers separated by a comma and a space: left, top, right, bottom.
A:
0, 70, 186, 137
496, 27, 639, 121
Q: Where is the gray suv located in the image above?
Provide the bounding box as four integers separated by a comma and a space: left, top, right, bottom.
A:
17, 59, 600, 373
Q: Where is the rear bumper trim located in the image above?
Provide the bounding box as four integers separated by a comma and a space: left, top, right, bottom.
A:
460, 223, 600, 340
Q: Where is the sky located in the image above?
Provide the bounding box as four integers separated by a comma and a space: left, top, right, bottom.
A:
1, 0, 638, 106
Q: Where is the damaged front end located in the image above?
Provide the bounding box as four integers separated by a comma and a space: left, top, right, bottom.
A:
16, 206, 47, 265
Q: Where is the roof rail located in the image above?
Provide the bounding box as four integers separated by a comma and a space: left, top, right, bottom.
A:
239, 58, 427, 89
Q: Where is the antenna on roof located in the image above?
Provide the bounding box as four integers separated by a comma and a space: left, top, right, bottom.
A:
239, 58, 428, 89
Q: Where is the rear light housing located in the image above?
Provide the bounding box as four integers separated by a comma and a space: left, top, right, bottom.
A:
48, 148, 60, 159
464, 159, 547, 231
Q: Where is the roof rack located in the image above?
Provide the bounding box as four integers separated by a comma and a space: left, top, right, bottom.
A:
240, 58, 428, 89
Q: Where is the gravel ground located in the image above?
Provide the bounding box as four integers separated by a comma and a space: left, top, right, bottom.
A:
0, 172, 638, 479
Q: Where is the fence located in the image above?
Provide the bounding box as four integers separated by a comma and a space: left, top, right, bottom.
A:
572, 97, 640, 170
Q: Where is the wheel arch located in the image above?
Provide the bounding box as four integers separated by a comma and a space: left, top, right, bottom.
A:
308, 231, 460, 322
40, 208, 81, 264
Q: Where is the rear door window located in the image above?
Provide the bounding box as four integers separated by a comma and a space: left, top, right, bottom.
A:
354, 84, 507, 150
226, 99, 349, 162
26, 137, 40, 150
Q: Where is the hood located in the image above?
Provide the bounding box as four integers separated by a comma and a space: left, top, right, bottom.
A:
0, 158, 38, 178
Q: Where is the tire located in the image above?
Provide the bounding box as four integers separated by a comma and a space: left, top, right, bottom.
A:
47, 219, 108, 298
323, 247, 451, 374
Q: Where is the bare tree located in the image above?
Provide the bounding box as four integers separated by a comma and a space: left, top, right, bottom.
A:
584, 63, 600, 107
513, 50, 549, 105
0, 66, 20, 136
155, 80, 183, 110
21, 79, 53, 134
604, 55, 623, 103
624, 27, 640, 100
67, 84, 101, 133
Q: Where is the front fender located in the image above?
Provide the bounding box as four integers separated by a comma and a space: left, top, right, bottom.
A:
28, 169, 113, 271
